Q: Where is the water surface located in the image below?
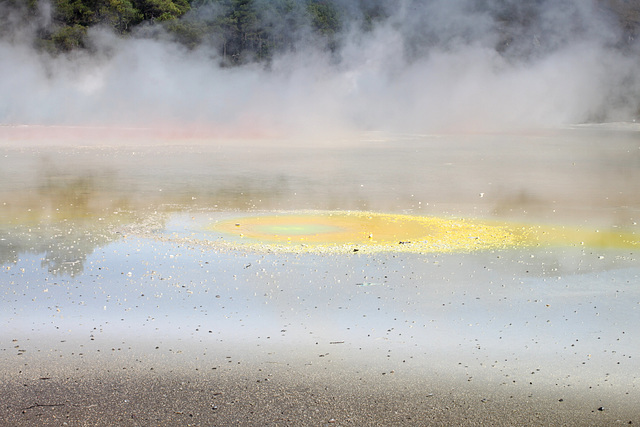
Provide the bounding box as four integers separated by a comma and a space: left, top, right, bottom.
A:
1, 125, 639, 413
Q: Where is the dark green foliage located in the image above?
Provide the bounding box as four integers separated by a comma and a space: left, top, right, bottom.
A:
100, 0, 143, 33
54, 0, 98, 27
218, 0, 260, 61
307, 0, 340, 36
51, 0, 190, 29
134, 0, 190, 21
51, 23, 87, 51
2, 0, 640, 62
165, 19, 207, 48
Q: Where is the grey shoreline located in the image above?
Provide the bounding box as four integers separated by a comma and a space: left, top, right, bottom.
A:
2, 341, 638, 426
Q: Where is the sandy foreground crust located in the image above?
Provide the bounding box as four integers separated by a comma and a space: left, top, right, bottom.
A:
2, 337, 638, 426
3, 366, 637, 426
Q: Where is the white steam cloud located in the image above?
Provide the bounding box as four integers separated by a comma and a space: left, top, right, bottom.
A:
1, 0, 639, 137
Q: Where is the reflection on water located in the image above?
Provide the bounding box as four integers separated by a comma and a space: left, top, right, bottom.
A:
0, 159, 168, 275
1, 221, 109, 277
0, 213, 166, 276
1, 126, 638, 274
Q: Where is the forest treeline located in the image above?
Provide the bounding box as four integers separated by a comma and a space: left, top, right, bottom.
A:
1, 0, 640, 64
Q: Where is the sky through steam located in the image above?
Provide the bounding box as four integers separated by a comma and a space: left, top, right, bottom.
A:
1, 0, 639, 136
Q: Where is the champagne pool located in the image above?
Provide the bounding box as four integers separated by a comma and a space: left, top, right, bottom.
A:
206, 211, 638, 254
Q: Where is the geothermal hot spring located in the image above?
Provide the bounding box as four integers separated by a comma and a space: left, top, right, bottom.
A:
2, 0, 640, 423
1, 124, 639, 424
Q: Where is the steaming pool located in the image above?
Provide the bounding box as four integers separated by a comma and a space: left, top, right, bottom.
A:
1, 125, 639, 423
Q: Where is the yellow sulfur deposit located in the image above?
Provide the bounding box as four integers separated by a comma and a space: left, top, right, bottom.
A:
211, 211, 530, 254
209, 211, 638, 254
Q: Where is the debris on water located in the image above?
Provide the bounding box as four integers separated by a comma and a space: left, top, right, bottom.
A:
356, 282, 383, 286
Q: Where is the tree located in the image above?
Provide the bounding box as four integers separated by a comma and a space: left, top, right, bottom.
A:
307, 0, 340, 37
222, 0, 258, 62
133, 0, 190, 22
100, 0, 142, 33
54, 0, 98, 27
51, 23, 87, 51
306, 0, 340, 52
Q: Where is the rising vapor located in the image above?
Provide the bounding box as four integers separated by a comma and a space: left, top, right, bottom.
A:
1, 0, 639, 137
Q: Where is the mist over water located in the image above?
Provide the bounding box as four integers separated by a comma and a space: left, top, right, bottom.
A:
1, 0, 640, 136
